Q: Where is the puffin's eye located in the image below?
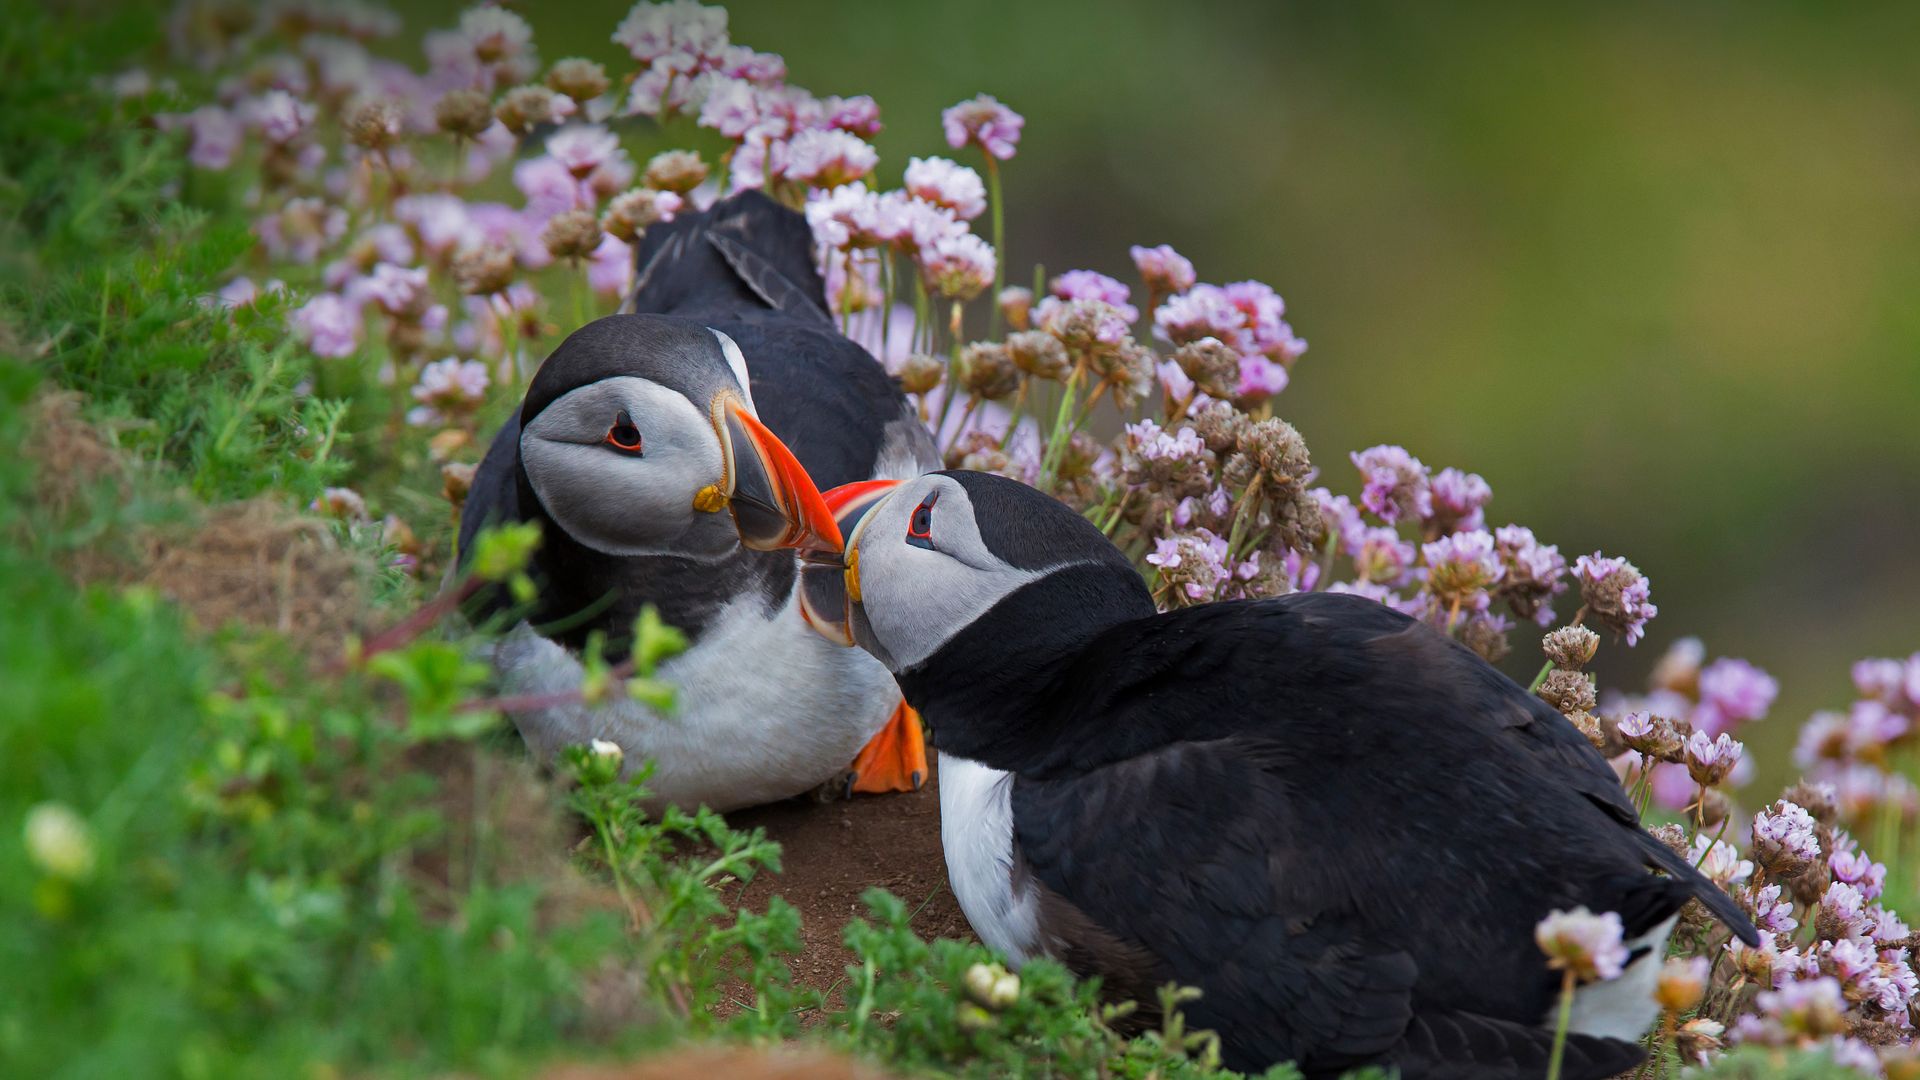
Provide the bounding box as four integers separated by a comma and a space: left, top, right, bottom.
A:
605, 410, 643, 455
905, 492, 937, 550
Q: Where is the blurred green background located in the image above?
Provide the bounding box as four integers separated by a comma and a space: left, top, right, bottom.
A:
449, 1, 1920, 760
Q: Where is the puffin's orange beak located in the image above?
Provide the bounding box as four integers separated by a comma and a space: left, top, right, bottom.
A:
715, 395, 842, 554
797, 479, 901, 646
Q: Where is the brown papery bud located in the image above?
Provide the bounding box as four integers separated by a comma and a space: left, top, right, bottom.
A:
453, 244, 516, 296
1781, 780, 1840, 825
1541, 625, 1600, 670
957, 342, 1019, 401
1537, 669, 1598, 717
545, 57, 610, 105
643, 149, 709, 194
601, 188, 670, 243
434, 89, 495, 138
542, 209, 602, 261
1187, 400, 1248, 456
1461, 613, 1512, 664
441, 462, 477, 509
1173, 337, 1241, 400
495, 84, 558, 135
1005, 330, 1069, 380
347, 100, 402, 150
997, 286, 1033, 331
896, 353, 945, 396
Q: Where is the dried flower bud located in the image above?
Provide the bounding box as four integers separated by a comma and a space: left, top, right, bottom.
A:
1649, 824, 1689, 860
1005, 330, 1069, 380
1187, 400, 1248, 456
600, 188, 666, 243
545, 57, 609, 105
1173, 337, 1241, 400
1654, 956, 1708, 1013
1566, 710, 1603, 749
1057, 431, 1101, 481
642, 149, 708, 194
441, 462, 477, 508
956, 342, 1019, 401
311, 486, 369, 522
1697, 788, 1731, 828
1239, 417, 1312, 486
1752, 801, 1821, 878
1573, 552, 1657, 646
347, 100, 402, 150
429, 429, 472, 462
997, 286, 1033, 331
1616, 712, 1685, 762
1650, 636, 1705, 696
434, 88, 495, 138
1780, 781, 1839, 825
1461, 613, 1512, 664
494, 84, 558, 135
947, 432, 1012, 476
452, 244, 516, 295
1095, 339, 1156, 410
896, 353, 945, 396
1541, 625, 1600, 670
542, 209, 603, 260
1673, 1018, 1724, 1063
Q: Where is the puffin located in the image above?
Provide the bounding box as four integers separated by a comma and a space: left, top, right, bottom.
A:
781, 470, 1760, 1080
457, 190, 938, 812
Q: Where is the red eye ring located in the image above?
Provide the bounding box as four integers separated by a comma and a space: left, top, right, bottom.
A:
605, 409, 643, 455
905, 492, 937, 550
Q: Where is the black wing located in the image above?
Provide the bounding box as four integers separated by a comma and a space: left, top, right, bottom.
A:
1008, 592, 1753, 1075
1013, 736, 1648, 1079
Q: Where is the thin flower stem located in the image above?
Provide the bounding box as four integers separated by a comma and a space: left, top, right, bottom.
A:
1527, 660, 1555, 694
998, 378, 1030, 451
879, 251, 894, 361
1546, 969, 1576, 1080
944, 397, 981, 457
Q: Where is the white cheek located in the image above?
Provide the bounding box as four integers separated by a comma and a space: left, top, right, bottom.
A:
859, 540, 1037, 670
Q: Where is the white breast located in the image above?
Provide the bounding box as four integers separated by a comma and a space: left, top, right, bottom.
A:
492, 588, 896, 812
1558, 914, 1677, 1041
938, 752, 1042, 966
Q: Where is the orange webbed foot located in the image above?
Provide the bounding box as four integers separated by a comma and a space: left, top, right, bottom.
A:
846, 699, 927, 796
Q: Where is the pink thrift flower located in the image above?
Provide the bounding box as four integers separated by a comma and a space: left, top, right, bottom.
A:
697, 77, 762, 138
1155, 285, 1245, 349
942, 94, 1024, 160
1422, 529, 1504, 612
1350, 444, 1432, 525
613, 0, 729, 65
1695, 658, 1779, 733
895, 195, 965, 254
588, 234, 634, 298
783, 128, 877, 189
1428, 467, 1491, 533
1235, 354, 1290, 402
1047, 270, 1138, 324
395, 194, 480, 259
182, 104, 241, 169
290, 294, 361, 359
311, 486, 369, 522
1572, 552, 1658, 646
824, 94, 883, 137
1130, 243, 1197, 296
515, 155, 584, 218
1693, 834, 1754, 888
547, 124, 625, 181
1312, 488, 1367, 554
408, 357, 491, 427
1535, 907, 1628, 982
717, 44, 786, 85
1828, 850, 1887, 902
918, 232, 996, 301
904, 156, 986, 220
247, 89, 314, 144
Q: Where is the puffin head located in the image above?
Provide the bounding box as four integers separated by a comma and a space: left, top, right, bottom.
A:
792, 471, 1146, 672
516, 314, 840, 558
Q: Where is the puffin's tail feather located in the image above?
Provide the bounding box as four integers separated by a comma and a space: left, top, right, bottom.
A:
625, 189, 830, 323
1635, 829, 1762, 946
1376, 1007, 1644, 1080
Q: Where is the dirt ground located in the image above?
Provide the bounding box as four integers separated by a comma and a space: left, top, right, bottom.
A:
719, 760, 974, 1005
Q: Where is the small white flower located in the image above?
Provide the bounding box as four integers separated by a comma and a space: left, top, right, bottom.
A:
588, 738, 624, 763
25, 803, 96, 881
